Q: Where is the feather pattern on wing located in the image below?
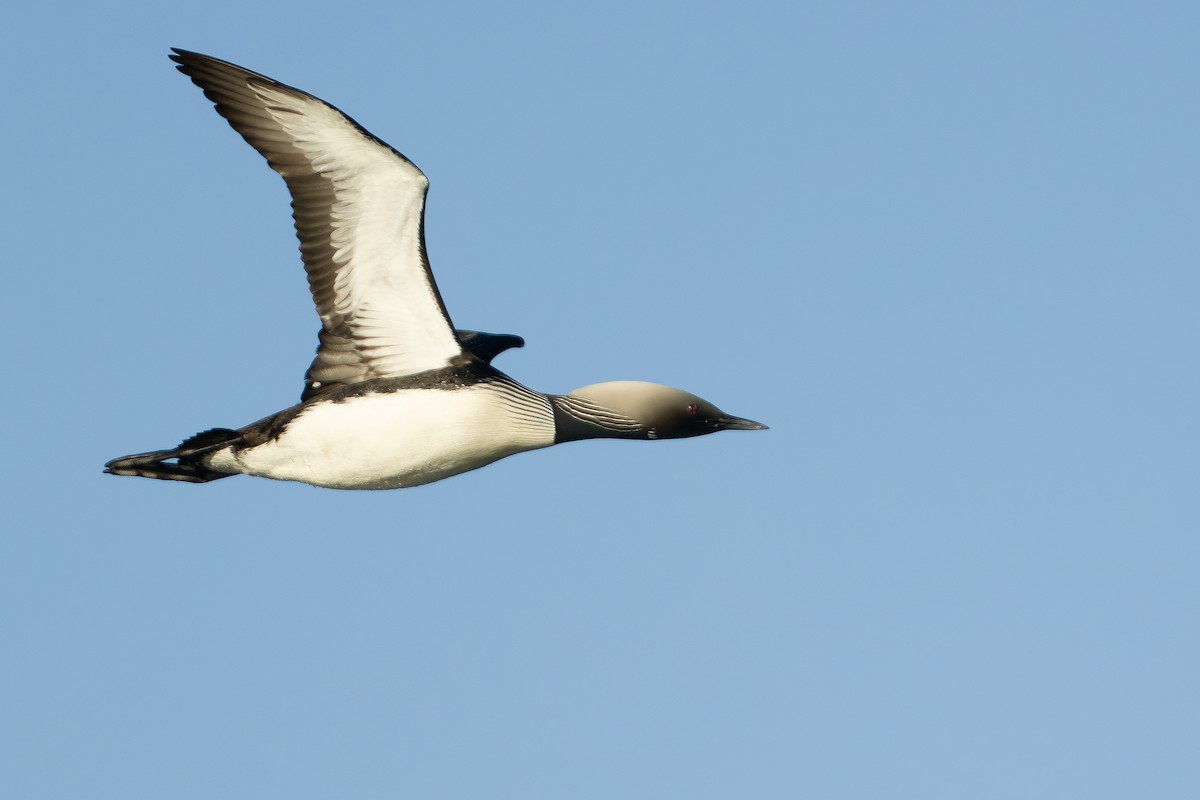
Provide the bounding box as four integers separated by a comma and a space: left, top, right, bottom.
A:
169, 49, 464, 391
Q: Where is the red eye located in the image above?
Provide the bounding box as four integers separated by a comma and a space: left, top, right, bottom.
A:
686, 403, 699, 415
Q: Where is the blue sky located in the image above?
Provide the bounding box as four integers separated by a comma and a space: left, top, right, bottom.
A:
3, 1, 1198, 797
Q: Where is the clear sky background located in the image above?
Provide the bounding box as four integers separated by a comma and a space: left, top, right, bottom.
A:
3, 2, 1197, 798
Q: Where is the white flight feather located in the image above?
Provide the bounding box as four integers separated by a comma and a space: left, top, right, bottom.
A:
242, 80, 461, 378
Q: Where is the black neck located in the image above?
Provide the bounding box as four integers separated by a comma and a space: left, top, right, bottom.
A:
550, 395, 649, 444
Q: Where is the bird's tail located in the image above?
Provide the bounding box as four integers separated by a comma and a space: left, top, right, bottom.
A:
104, 428, 241, 483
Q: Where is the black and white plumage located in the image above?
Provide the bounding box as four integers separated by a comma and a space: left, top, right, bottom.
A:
105, 50, 765, 490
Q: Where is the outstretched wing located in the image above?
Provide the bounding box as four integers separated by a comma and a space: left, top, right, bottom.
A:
170, 49, 465, 392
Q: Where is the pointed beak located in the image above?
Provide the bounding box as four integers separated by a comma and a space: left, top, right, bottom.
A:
718, 415, 769, 431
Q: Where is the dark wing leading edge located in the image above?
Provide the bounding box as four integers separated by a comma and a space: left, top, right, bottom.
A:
170, 49, 466, 397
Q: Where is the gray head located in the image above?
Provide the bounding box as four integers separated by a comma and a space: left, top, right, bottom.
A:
552, 381, 768, 442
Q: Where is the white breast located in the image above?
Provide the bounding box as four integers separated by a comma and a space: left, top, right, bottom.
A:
206, 385, 555, 489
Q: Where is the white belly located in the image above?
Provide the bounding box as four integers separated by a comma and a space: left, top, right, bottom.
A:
205, 387, 555, 489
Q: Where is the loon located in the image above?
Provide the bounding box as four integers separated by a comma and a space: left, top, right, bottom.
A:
104, 49, 766, 490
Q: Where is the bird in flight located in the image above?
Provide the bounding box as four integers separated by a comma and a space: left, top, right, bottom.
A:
105, 50, 766, 490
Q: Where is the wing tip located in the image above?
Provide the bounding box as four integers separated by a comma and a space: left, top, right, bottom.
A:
168, 47, 199, 67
